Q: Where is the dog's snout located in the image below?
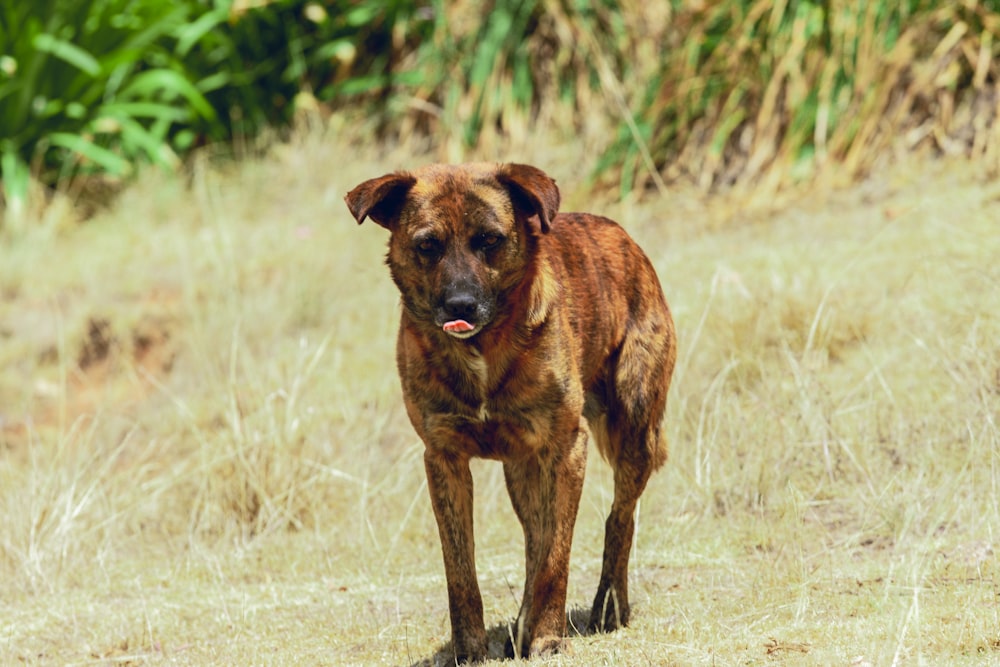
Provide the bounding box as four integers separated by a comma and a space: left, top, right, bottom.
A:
437, 280, 494, 335
443, 291, 479, 321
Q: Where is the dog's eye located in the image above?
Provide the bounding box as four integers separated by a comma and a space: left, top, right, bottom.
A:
415, 238, 442, 257
475, 233, 504, 251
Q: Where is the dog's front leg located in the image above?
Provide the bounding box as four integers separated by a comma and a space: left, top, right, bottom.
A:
424, 449, 487, 663
503, 424, 587, 657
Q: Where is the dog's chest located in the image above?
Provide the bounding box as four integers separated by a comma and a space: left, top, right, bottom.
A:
462, 350, 490, 421
440, 348, 566, 459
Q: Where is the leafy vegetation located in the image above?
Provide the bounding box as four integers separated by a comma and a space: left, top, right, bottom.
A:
0, 0, 425, 227
1, 0, 999, 227
607, 1, 1000, 191
1, 0, 195, 224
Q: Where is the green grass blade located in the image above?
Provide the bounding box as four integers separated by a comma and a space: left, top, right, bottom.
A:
47, 132, 131, 176
119, 69, 217, 121
1, 147, 31, 230
175, 8, 228, 57
115, 115, 178, 167
32, 33, 101, 77
99, 101, 191, 123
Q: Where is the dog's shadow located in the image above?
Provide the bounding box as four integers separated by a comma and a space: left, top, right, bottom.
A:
407, 607, 595, 666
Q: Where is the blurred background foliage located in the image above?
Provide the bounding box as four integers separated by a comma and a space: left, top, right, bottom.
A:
2, 0, 999, 224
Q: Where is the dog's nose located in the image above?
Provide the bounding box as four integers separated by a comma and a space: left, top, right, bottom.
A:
443, 292, 479, 321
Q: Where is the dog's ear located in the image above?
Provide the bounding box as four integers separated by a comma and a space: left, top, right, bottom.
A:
495, 163, 560, 234
344, 171, 417, 230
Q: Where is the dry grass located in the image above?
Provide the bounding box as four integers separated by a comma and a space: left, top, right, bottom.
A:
1, 125, 998, 665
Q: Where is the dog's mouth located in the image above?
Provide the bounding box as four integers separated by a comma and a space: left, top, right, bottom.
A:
435, 285, 493, 340
442, 319, 481, 339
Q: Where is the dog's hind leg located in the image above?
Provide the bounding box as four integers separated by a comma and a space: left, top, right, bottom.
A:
587, 428, 660, 632
589, 315, 674, 632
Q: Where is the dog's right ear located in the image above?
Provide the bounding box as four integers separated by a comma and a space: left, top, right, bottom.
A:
344, 172, 417, 230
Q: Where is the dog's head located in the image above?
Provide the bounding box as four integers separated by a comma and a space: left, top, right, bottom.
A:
345, 163, 560, 339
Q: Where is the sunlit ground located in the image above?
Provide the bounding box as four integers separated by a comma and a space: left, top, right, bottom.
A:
1, 127, 998, 665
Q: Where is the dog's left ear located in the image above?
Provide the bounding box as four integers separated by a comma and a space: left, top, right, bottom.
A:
344, 171, 417, 230
496, 163, 560, 234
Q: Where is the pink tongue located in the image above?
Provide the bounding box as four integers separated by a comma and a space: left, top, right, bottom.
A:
443, 319, 475, 333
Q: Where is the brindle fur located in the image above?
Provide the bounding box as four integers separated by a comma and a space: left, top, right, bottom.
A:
345, 163, 676, 661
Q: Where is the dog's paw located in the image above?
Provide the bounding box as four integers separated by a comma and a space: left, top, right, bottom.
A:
452, 635, 488, 664
588, 598, 631, 633
529, 635, 569, 658
504, 633, 568, 659
452, 649, 487, 664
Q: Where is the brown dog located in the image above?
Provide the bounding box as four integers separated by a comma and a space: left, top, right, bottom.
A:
345, 163, 676, 661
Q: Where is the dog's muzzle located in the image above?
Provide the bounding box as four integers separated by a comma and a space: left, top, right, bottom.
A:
437, 285, 491, 339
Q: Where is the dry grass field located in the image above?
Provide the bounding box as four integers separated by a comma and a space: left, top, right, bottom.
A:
1, 127, 998, 665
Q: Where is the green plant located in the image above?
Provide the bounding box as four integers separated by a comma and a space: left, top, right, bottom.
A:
0, 0, 218, 227
605, 0, 1000, 191
175, 0, 434, 143
0, 0, 432, 230
3, 0, 999, 225
0, 0, 214, 176
399, 0, 639, 153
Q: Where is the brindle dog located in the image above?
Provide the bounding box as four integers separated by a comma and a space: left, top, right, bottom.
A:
345, 163, 676, 661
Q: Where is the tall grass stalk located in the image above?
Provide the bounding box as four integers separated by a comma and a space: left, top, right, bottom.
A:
3, 0, 999, 224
